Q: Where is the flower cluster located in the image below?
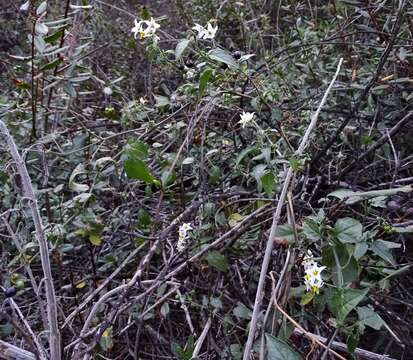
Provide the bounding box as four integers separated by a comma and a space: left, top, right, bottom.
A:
303, 250, 326, 294
192, 21, 218, 40
131, 17, 160, 41
238, 111, 255, 128
177, 223, 193, 252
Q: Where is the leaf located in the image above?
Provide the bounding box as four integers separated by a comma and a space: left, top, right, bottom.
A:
206, 251, 228, 272
34, 35, 46, 52
99, 327, 113, 351
356, 306, 386, 330
40, 57, 62, 71
252, 164, 267, 191
233, 302, 252, 320
354, 242, 368, 260
161, 169, 176, 187
36, 1, 47, 15
89, 233, 101, 246
126, 139, 149, 159
346, 332, 359, 353
300, 292, 314, 306
322, 244, 359, 286
328, 186, 413, 205
182, 157, 194, 165
273, 224, 296, 244
334, 218, 363, 243
265, 333, 303, 360
124, 157, 155, 183
160, 303, 170, 317
235, 146, 257, 166
303, 218, 322, 241
208, 48, 239, 68
370, 239, 400, 266
198, 67, 213, 96
44, 29, 64, 44
208, 165, 220, 185
330, 288, 368, 324
154, 95, 169, 108
175, 39, 190, 59
261, 171, 276, 197
69, 164, 89, 192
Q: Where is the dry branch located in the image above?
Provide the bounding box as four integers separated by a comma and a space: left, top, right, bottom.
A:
0, 120, 61, 360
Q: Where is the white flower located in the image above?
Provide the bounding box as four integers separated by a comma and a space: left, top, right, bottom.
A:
238, 111, 255, 128
131, 17, 160, 41
139, 97, 147, 105
177, 223, 193, 252
303, 251, 326, 294
192, 21, 218, 40
185, 68, 196, 79
103, 87, 113, 96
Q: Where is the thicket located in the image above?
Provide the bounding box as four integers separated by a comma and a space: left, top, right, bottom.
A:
0, 0, 412, 359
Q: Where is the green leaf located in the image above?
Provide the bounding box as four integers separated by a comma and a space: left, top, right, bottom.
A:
208, 165, 220, 185
40, 57, 63, 71
322, 244, 359, 286
235, 146, 257, 167
252, 164, 267, 191
261, 171, 276, 197
198, 67, 213, 96
303, 218, 322, 241
44, 29, 64, 44
265, 333, 303, 360
300, 292, 314, 306
161, 169, 176, 188
89, 233, 101, 246
346, 331, 359, 353
370, 239, 400, 266
273, 224, 296, 244
356, 306, 385, 330
175, 38, 190, 59
330, 288, 368, 324
233, 302, 252, 320
99, 326, 113, 351
206, 251, 228, 272
124, 157, 155, 183
208, 48, 239, 68
354, 242, 368, 260
328, 186, 413, 205
334, 217, 363, 243
126, 139, 149, 159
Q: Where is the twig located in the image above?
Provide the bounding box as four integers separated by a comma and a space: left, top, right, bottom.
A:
7, 298, 48, 360
0, 340, 36, 360
242, 58, 343, 360
192, 317, 211, 358
0, 120, 61, 360
292, 329, 397, 360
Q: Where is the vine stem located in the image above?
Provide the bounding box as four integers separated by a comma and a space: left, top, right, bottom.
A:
0, 120, 61, 360
242, 58, 343, 360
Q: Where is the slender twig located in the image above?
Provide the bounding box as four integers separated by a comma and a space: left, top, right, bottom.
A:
242, 58, 343, 360
192, 317, 211, 358
7, 298, 48, 360
0, 120, 61, 360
